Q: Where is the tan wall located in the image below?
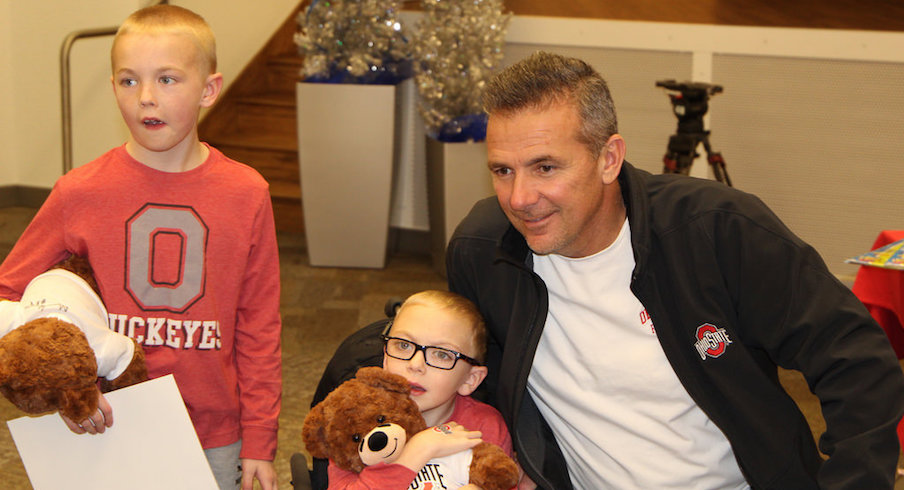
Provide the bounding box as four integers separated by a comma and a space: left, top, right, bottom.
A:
0, 1, 140, 188
0, 2, 15, 183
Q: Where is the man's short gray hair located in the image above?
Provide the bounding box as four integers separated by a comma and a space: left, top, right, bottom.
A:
483, 51, 618, 159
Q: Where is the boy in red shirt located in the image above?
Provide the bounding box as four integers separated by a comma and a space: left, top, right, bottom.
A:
0, 5, 281, 489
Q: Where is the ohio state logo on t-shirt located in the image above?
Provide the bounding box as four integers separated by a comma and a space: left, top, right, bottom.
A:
694, 323, 733, 360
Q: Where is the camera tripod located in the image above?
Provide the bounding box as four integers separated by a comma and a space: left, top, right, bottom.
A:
656, 80, 732, 187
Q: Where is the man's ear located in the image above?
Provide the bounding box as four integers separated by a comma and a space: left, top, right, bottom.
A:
600, 134, 626, 185
200, 72, 224, 108
457, 365, 488, 397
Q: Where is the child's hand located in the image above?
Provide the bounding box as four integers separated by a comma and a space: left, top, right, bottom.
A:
394, 422, 483, 472
60, 389, 113, 435
417, 422, 483, 458
241, 459, 277, 490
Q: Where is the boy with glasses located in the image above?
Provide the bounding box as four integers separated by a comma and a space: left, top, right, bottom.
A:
326, 290, 514, 489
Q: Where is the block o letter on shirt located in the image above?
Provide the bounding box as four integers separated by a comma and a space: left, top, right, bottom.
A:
126, 204, 208, 313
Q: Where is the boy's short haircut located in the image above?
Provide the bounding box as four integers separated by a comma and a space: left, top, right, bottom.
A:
396, 290, 488, 363
112, 4, 217, 74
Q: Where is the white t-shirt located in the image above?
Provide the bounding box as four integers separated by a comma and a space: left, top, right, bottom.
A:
528, 219, 748, 489
410, 449, 473, 489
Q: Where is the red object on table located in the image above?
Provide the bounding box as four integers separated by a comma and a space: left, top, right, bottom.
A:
850, 230, 904, 451
852, 230, 904, 359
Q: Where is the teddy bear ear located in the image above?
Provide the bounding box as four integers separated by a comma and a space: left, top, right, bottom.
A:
302, 404, 331, 459
354, 366, 409, 395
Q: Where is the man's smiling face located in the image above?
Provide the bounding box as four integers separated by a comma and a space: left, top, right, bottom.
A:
486, 101, 613, 258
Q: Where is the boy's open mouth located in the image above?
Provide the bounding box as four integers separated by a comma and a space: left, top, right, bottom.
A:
143, 118, 164, 127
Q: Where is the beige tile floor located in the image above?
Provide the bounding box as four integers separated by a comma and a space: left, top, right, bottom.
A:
0, 205, 902, 488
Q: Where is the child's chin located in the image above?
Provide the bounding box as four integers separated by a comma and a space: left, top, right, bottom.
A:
411, 395, 430, 412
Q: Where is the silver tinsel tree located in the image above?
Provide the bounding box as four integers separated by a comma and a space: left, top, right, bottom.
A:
412, 0, 510, 141
295, 0, 411, 83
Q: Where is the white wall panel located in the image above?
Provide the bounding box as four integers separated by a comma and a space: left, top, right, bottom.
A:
712, 55, 904, 277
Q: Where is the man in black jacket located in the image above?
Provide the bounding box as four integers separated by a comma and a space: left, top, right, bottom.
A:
446, 51, 904, 489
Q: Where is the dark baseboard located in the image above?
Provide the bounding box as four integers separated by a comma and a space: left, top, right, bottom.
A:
387, 227, 447, 278
0, 186, 50, 208
388, 227, 432, 256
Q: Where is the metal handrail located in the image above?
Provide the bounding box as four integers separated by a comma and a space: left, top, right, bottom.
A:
60, 27, 118, 174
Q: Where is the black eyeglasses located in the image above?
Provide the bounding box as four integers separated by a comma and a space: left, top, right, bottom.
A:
382, 335, 482, 370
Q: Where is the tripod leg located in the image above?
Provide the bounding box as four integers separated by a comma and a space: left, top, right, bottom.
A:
701, 138, 731, 186
707, 152, 731, 187
706, 152, 731, 187
663, 134, 698, 175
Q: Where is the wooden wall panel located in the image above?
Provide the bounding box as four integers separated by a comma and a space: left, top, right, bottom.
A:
502, 0, 904, 32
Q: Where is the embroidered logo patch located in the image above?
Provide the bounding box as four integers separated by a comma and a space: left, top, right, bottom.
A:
694, 323, 732, 360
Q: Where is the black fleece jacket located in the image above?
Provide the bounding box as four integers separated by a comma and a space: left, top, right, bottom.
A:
447, 162, 904, 489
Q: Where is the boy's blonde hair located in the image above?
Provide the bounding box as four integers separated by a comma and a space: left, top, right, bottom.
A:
112, 5, 217, 74
396, 290, 488, 363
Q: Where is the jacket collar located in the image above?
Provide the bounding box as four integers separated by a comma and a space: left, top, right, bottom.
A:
497, 221, 531, 268
618, 161, 652, 279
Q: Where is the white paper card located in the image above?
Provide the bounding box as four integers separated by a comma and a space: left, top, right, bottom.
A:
7, 374, 217, 490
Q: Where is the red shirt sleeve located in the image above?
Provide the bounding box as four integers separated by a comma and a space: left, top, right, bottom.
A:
235, 190, 282, 460
447, 394, 514, 457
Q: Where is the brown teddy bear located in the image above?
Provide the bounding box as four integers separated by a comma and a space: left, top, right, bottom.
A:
303, 366, 519, 490
0, 255, 147, 422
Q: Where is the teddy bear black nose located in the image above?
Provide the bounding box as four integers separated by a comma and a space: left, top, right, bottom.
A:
367, 431, 388, 451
